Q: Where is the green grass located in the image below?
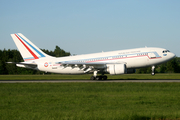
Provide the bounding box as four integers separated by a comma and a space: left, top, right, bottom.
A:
1, 83, 180, 120
0, 73, 180, 80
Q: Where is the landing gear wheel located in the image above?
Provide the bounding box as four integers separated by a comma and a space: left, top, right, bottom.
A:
96, 76, 102, 80
90, 76, 95, 80
103, 76, 107, 80
95, 76, 108, 80
95, 76, 100, 80
151, 72, 155, 76
90, 71, 108, 80
90, 76, 107, 80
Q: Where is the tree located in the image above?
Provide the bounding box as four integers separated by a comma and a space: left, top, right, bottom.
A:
54, 45, 70, 57
159, 64, 166, 73
166, 57, 180, 73
156, 57, 180, 73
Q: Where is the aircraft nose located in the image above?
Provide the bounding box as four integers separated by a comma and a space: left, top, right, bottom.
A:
170, 52, 176, 59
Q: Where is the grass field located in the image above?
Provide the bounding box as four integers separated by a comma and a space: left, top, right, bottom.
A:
0, 73, 180, 80
1, 82, 180, 120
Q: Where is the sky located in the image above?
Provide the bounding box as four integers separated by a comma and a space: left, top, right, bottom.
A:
1, 0, 180, 56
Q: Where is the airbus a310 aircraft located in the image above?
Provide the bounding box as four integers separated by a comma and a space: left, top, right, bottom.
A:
9, 33, 175, 80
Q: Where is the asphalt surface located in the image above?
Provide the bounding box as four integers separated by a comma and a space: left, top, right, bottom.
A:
1, 80, 180, 83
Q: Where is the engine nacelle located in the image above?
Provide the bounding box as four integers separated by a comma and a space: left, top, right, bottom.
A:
106, 64, 127, 75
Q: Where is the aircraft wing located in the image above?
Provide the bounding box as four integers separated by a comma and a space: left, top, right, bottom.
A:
60, 61, 126, 73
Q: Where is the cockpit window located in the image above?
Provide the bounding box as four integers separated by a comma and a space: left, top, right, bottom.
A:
162, 50, 170, 53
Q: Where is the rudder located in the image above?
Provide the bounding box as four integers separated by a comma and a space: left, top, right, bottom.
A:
11, 33, 52, 61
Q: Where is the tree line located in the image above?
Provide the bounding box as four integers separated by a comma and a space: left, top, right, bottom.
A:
0, 46, 180, 74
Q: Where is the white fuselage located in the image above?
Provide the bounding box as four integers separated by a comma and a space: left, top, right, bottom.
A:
35, 47, 175, 74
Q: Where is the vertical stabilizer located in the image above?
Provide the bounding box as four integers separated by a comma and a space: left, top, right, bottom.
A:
11, 33, 53, 61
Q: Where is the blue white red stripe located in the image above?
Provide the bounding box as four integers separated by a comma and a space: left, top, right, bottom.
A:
15, 34, 39, 60
15, 34, 45, 61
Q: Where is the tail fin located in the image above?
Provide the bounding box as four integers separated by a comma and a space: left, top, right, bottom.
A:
11, 33, 53, 61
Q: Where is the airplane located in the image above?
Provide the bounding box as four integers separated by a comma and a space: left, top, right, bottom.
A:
9, 33, 175, 80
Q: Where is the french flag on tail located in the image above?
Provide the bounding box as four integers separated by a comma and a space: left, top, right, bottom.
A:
11, 33, 52, 61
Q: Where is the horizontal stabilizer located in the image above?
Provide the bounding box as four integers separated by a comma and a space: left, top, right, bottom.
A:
7, 62, 37, 68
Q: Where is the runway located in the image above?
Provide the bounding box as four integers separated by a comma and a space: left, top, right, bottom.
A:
1, 79, 180, 83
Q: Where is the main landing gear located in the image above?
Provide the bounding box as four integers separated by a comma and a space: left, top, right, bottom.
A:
151, 65, 155, 76
90, 71, 107, 80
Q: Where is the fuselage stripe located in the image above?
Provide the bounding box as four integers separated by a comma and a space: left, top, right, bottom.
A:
63, 53, 162, 64
85, 55, 161, 63
17, 34, 45, 58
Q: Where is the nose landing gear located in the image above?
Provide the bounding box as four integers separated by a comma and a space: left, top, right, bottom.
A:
151, 66, 155, 76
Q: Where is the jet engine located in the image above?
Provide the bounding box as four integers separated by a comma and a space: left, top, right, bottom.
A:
106, 64, 127, 75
